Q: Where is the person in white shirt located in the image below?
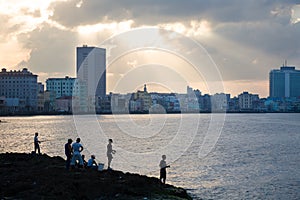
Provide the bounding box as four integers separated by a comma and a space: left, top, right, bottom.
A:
106, 139, 116, 170
159, 155, 170, 184
87, 155, 98, 170
70, 138, 84, 168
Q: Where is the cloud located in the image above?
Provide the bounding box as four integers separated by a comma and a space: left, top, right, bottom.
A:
291, 4, 300, 24
213, 20, 300, 59
17, 23, 78, 76
1, 0, 300, 97
49, 0, 299, 27
0, 14, 14, 42
48, 0, 300, 70
20, 8, 41, 18
13, 21, 126, 83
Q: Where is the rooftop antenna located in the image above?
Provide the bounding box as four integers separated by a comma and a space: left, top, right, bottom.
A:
285, 59, 287, 66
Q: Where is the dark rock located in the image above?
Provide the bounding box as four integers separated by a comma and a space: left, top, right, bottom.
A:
0, 153, 192, 200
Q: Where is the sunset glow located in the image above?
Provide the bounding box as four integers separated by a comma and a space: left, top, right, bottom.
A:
0, 1, 299, 97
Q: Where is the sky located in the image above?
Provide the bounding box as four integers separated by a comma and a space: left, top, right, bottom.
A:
0, 0, 300, 97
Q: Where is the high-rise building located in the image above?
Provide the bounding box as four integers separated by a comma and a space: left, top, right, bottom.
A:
46, 76, 76, 98
269, 64, 300, 98
0, 68, 38, 111
76, 45, 106, 97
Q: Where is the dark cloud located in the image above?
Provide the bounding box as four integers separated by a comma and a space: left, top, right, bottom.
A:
195, 18, 300, 81
214, 20, 300, 56
50, 0, 299, 27
15, 21, 117, 81
17, 23, 77, 75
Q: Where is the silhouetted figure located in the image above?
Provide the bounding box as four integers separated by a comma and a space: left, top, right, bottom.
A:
106, 139, 116, 170
159, 155, 170, 184
70, 138, 84, 168
33, 132, 41, 155
87, 155, 98, 170
81, 155, 87, 168
64, 139, 73, 170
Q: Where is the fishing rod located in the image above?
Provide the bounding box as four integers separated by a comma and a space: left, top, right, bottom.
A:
36, 139, 53, 143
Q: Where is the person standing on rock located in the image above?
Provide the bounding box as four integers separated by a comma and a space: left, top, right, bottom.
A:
159, 155, 170, 184
33, 132, 41, 155
70, 138, 84, 168
64, 138, 73, 170
106, 139, 116, 170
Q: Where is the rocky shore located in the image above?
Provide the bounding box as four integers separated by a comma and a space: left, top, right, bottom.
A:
0, 153, 192, 200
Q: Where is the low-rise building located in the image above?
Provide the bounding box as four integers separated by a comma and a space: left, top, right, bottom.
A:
238, 92, 259, 111
198, 94, 211, 112
129, 84, 152, 113
56, 96, 73, 113
211, 93, 230, 112
46, 76, 75, 98
0, 68, 38, 112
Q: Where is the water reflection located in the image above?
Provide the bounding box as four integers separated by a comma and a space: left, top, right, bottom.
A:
1, 114, 300, 199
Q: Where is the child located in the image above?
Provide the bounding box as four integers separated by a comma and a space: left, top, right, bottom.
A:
159, 155, 170, 184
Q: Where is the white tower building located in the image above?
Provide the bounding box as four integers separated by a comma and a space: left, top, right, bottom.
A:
76, 45, 106, 97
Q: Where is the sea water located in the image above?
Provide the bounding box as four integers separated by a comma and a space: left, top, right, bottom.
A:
0, 113, 299, 199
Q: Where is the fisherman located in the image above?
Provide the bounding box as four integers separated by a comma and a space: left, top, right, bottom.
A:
106, 139, 116, 170
33, 132, 41, 155
159, 155, 170, 184
64, 138, 73, 170
70, 138, 84, 168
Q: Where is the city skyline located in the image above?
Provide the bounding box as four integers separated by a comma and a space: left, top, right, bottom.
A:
1, 57, 300, 99
2, 63, 300, 98
1, 66, 300, 115
0, 1, 300, 98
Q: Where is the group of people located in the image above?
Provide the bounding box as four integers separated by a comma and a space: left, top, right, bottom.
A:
64, 137, 116, 171
34, 133, 171, 184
